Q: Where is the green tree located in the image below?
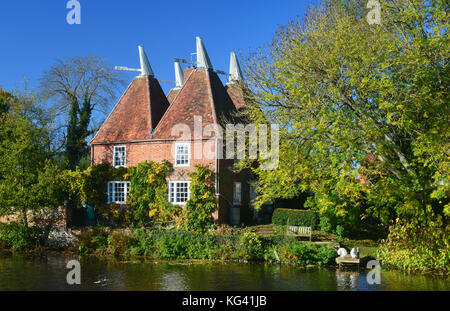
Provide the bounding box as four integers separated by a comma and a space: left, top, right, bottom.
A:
39, 55, 125, 169
0, 92, 55, 227
0, 88, 13, 116
241, 0, 449, 233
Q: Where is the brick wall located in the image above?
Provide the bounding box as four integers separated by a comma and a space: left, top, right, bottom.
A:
92, 140, 216, 171
92, 139, 253, 224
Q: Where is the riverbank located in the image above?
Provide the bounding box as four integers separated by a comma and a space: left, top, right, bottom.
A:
1, 223, 448, 275
0, 223, 343, 267
74, 227, 340, 266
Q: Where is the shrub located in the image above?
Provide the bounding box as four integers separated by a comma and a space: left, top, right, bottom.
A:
272, 208, 317, 228
130, 227, 154, 256
107, 230, 130, 257
77, 230, 95, 254
238, 230, 264, 260
378, 219, 449, 274
0, 223, 42, 250
91, 228, 108, 248
76, 227, 109, 254
153, 230, 218, 259
277, 240, 335, 265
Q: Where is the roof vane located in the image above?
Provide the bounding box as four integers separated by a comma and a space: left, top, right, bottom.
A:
174, 60, 184, 89
115, 45, 154, 77
138, 46, 154, 76
196, 37, 213, 69
228, 52, 243, 83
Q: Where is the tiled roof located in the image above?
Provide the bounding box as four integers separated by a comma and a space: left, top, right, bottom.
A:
225, 82, 245, 110
166, 88, 181, 104
152, 68, 238, 140
90, 75, 170, 144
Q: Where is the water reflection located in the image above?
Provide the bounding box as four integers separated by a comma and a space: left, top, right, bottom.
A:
160, 271, 187, 291
0, 253, 448, 291
335, 270, 367, 291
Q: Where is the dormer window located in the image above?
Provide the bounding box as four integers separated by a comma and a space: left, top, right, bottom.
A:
175, 143, 190, 167
113, 146, 126, 168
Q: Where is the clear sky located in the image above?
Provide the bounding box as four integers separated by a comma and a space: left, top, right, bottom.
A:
0, 0, 309, 96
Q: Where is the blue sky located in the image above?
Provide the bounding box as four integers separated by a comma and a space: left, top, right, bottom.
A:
0, 0, 309, 96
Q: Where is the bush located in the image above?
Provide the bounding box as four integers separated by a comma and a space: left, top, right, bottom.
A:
238, 230, 264, 260
129, 227, 154, 256
378, 219, 449, 274
153, 230, 218, 259
272, 208, 317, 228
107, 230, 130, 257
77, 227, 109, 254
277, 240, 335, 265
0, 223, 42, 250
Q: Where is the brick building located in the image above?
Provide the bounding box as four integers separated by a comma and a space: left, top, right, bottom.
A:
90, 37, 255, 224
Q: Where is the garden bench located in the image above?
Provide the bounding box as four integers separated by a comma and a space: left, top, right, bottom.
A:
286, 225, 312, 241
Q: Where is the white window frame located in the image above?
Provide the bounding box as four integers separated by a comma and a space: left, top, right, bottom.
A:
233, 182, 242, 205
107, 181, 130, 204
168, 181, 191, 205
174, 143, 190, 167
113, 145, 127, 168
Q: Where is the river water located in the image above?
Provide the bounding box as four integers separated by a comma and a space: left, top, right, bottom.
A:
0, 252, 448, 291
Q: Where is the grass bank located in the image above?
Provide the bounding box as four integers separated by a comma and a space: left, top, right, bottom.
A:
74, 227, 337, 266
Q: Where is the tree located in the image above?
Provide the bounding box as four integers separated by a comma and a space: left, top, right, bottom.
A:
0, 92, 56, 227
0, 88, 13, 116
241, 0, 449, 233
39, 55, 125, 169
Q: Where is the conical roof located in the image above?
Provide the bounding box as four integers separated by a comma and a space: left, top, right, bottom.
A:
152, 68, 237, 139
91, 75, 170, 143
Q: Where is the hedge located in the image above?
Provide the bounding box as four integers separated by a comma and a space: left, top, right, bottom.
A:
272, 208, 317, 228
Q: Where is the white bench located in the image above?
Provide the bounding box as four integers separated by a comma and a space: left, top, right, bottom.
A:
286, 225, 312, 241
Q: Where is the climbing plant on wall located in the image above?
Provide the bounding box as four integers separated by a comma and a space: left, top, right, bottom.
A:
184, 165, 217, 233
63, 163, 128, 219
126, 160, 180, 226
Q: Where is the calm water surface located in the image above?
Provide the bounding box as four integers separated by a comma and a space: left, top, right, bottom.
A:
0, 252, 448, 291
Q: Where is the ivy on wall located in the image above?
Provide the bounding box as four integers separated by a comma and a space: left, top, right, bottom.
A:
184, 165, 218, 233
62, 161, 181, 226
126, 160, 181, 226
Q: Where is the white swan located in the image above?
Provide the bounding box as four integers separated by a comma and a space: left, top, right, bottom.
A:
350, 248, 357, 258
337, 248, 348, 258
